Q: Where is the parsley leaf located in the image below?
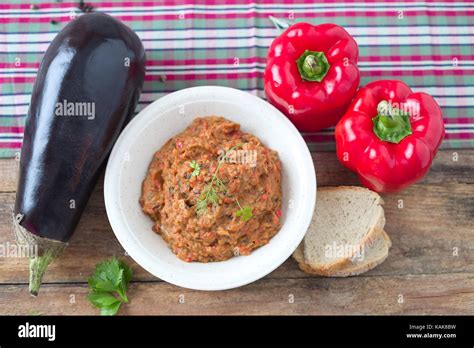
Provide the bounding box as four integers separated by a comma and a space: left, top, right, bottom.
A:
100, 300, 122, 316
87, 257, 133, 315
189, 160, 201, 177
87, 292, 120, 307
235, 205, 253, 222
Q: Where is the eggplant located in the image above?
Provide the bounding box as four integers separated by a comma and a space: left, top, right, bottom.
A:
13, 12, 146, 296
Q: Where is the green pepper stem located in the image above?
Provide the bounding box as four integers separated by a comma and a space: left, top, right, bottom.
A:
296, 50, 330, 82
373, 100, 413, 144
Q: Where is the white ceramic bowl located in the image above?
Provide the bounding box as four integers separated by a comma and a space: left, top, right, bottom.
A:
104, 86, 316, 290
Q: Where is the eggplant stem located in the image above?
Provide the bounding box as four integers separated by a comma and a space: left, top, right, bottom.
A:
29, 250, 56, 296
12, 212, 67, 296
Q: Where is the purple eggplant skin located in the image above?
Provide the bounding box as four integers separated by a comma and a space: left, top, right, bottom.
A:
13, 12, 146, 296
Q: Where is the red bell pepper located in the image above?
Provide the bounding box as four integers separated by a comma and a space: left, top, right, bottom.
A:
264, 22, 360, 132
335, 80, 445, 193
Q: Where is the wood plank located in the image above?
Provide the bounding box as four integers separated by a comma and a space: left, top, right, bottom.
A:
0, 273, 472, 315
1, 183, 473, 284
1, 149, 473, 193
0, 157, 19, 192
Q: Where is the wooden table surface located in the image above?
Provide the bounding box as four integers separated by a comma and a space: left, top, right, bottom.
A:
0, 150, 473, 315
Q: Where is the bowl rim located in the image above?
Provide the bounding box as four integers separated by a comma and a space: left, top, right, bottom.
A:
104, 85, 316, 290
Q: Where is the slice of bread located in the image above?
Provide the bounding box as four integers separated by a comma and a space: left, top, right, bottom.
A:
326, 229, 391, 277
293, 186, 390, 277
303, 186, 385, 271
294, 228, 391, 276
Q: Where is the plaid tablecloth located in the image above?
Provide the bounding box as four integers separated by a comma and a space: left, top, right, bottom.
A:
1, 0, 473, 157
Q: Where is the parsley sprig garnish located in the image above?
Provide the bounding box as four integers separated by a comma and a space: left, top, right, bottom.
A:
195, 144, 241, 216
194, 143, 253, 222
87, 257, 132, 316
